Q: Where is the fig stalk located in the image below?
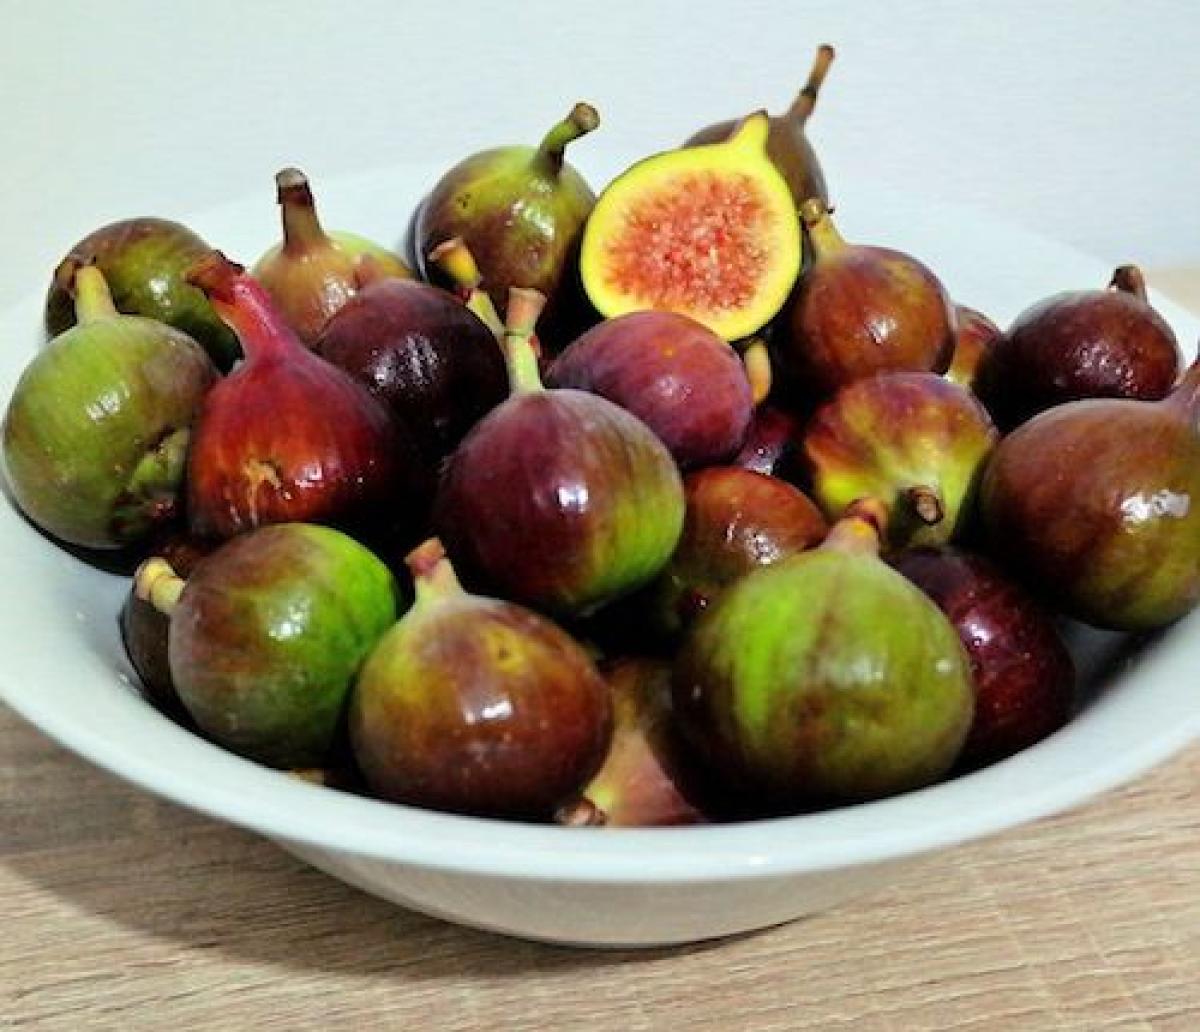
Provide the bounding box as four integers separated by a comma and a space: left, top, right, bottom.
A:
1109, 264, 1147, 300
406, 537, 464, 602
276, 168, 329, 254
133, 555, 186, 614
535, 102, 601, 175
501, 287, 548, 393
70, 264, 120, 324
784, 43, 837, 127
427, 237, 504, 338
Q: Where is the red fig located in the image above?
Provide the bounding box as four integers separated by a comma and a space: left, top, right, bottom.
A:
945, 304, 1001, 391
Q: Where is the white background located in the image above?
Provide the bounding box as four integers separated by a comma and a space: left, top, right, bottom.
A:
1, 0, 1197, 311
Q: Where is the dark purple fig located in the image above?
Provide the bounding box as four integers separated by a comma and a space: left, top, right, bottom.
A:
350, 539, 612, 819
976, 265, 1181, 430
893, 548, 1075, 768
685, 44, 836, 208
674, 498, 973, 811
436, 289, 685, 616
651, 466, 826, 636
164, 524, 401, 768
777, 199, 956, 400
253, 168, 413, 345
4, 265, 216, 549
45, 217, 240, 370
556, 658, 706, 827
980, 356, 1200, 631
315, 277, 507, 465
731, 404, 805, 481
547, 310, 753, 468
945, 304, 1001, 392
184, 252, 427, 540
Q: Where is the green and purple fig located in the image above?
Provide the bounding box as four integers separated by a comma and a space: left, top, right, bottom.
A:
981, 356, 1200, 631
4, 265, 216, 549
350, 538, 612, 819
161, 523, 400, 768
254, 168, 413, 345
415, 103, 600, 351
435, 289, 685, 616
945, 304, 1001, 392
651, 466, 827, 637
674, 499, 974, 810
45, 218, 240, 370
804, 372, 998, 549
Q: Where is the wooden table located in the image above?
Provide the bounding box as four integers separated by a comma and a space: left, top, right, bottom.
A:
3, 272, 1199, 1031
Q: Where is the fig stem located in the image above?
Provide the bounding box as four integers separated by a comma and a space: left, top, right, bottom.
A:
799, 198, 845, 255
1109, 265, 1148, 301
502, 288, 548, 393
536, 102, 600, 176
554, 798, 608, 827
187, 251, 297, 361
276, 168, 331, 255
133, 556, 185, 616
785, 44, 836, 126
404, 538, 465, 604
820, 497, 888, 556
72, 265, 120, 324
428, 237, 505, 339
742, 338, 773, 405
906, 485, 945, 526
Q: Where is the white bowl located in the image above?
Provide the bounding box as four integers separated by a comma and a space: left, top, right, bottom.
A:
2, 161, 1197, 947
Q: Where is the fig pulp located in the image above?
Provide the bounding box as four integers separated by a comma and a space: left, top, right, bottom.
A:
803, 372, 998, 549
4, 265, 216, 549
185, 252, 424, 540
977, 265, 1181, 430
893, 548, 1074, 768
416, 103, 600, 351
45, 217, 240, 371
981, 357, 1200, 631
547, 310, 753, 468
315, 277, 507, 465
580, 112, 802, 342
778, 199, 956, 399
945, 304, 1001, 392
436, 289, 685, 616
685, 44, 836, 208
254, 168, 413, 345
166, 524, 400, 768
674, 499, 973, 810
557, 658, 706, 827
651, 466, 827, 637
350, 539, 612, 818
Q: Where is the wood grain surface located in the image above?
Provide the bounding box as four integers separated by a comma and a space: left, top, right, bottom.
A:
3, 271, 1199, 1031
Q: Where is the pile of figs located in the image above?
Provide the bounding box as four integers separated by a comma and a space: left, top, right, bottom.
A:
5, 46, 1198, 826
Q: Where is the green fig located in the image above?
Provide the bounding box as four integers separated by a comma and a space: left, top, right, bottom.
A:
674, 499, 974, 810
45, 217, 240, 370
4, 265, 216, 549
159, 524, 401, 768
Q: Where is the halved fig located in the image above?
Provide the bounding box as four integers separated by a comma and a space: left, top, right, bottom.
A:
579, 112, 801, 342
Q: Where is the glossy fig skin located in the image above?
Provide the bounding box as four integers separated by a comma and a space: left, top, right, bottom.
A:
980, 387, 1200, 631
436, 389, 685, 616
892, 548, 1075, 768
945, 305, 1001, 392
547, 311, 753, 468
731, 404, 806, 482
651, 467, 827, 636
45, 218, 240, 370
674, 524, 973, 810
170, 524, 400, 769
976, 273, 1181, 431
804, 372, 998, 548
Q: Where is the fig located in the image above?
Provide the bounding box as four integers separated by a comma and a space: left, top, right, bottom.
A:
945, 304, 1001, 392
651, 466, 827, 637
893, 548, 1075, 768
416, 103, 599, 350
685, 43, 836, 208
803, 372, 998, 549
4, 265, 216, 549
980, 356, 1200, 631
546, 310, 753, 468
254, 168, 413, 345
731, 403, 805, 482
349, 539, 611, 819
976, 265, 1182, 430
315, 277, 507, 465
556, 658, 706, 827
44, 218, 240, 371
162, 523, 401, 768
184, 252, 425, 540
777, 199, 955, 399
674, 498, 973, 810
579, 112, 802, 341
436, 289, 685, 616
